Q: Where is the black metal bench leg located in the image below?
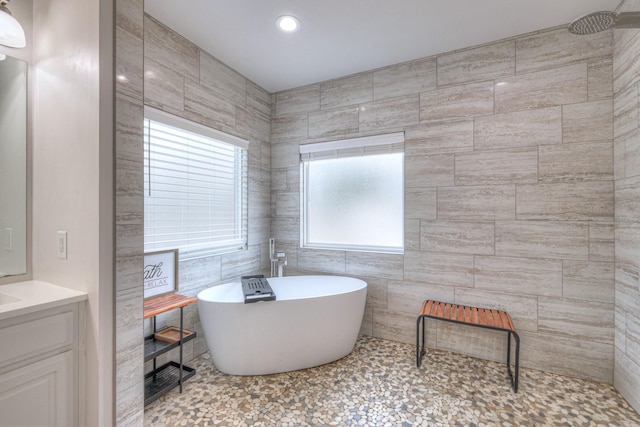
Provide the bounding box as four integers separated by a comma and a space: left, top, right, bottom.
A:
416, 315, 427, 367
506, 331, 520, 392
513, 331, 520, 393
416, 316, 422, 367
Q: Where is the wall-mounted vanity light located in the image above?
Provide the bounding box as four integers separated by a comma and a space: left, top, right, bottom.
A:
0, 0, 26, 48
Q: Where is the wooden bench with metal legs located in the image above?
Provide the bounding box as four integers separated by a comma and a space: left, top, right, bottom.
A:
416, 299, 520, 392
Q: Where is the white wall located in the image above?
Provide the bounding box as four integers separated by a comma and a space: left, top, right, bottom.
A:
32, 0, 113, 425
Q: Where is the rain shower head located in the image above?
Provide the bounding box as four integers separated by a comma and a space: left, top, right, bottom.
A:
568, 11, 640, 35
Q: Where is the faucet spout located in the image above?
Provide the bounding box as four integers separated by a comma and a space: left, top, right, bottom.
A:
276, 252, 287, 277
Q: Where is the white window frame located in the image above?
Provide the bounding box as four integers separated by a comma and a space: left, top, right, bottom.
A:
300, 132, 405, 254
144, 107, 249, 260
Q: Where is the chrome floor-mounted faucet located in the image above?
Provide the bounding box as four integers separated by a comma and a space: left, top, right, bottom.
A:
269, 238, 287, 277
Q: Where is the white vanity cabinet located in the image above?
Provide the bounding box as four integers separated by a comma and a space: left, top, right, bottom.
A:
0, 302, 83, 427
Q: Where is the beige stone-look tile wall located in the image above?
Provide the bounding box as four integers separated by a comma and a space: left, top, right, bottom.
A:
114, 11, 272, 424
271, 27, 616, 383
613, 0, 640, 414
115, 0, 145, 424
141, 14, 272, 366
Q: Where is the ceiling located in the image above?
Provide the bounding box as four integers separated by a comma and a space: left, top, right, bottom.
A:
145, 0, 623, 93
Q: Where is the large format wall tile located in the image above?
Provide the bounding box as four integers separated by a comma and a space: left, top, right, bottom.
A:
405, 120, 474, 156
613, 28, 640, 94
563, 99, 613, 143
320, 73, 373, 110
454, 147, 538, 185
420, 81, 494, 121
405, 154, 454, 188
589, 222, 615, 262
615, 265, 639, 314
615, 350, 640, 412
616, 176, 640, 222
435, 321, 505, 363
613, 84, 638, 140
270, 141, 300, 169
538, 297, 614, 344
143, 58, 185, 112
516, 181, 614, 221
373, 57, 436, 100
516, 28, 612, 74
237, 105, 271, 142
588, 59, 614, 101
346, 252, 404, 280
405, 219, 421, 251
404, 251, 474, 287
308, 106, 359, 140
405, 187, 437, 220
388, 280, 455, 314
361, 277, 388, 311
520, 331, 613, 383
246, 80, 272, 120
184, 78, 235, 132
495, 64, 588, 113
372, 310, 416, 345
474, 107, 562, 150
495, 221, 589, 260
116, 26, 143, 100
437, 185, 515, 220
474, 256, 563, 297
275, 84, 320, 118
420, 221, 494, 255
199, 52, 246, 106
297, 248, 346, 275
563, 260, 614, 304
271, 114, 308, 144
616, 223, 640, 269
220, 245, 262, 280
144, 15, 199, 82
539, 141, 613, 182
437, 40, 515, 86
358, 95, 419, 132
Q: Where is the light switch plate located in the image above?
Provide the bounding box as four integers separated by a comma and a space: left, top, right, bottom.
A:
57, 231, 67, 259
4, 228, 12, 251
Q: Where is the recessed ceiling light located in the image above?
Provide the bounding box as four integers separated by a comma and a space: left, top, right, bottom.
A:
275, 15, 300, 33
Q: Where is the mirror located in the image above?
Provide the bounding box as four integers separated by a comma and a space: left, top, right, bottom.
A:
0, 54, 27, 277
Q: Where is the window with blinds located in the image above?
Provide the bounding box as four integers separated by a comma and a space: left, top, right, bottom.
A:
300, 132, 404, 254
144, 107, 248, 259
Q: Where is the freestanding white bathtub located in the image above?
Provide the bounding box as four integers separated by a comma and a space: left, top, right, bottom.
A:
197, 275, 367, 375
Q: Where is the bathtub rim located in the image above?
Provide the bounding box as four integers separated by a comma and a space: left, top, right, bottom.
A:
197, 275, 367, 304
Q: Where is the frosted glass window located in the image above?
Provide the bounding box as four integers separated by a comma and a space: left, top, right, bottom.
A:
301, 133, 404, 253
144, 108, 248, 259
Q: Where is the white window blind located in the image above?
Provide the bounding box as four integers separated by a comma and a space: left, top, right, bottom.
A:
144, 107, 248, 259
300, 132, 405, 254
299, 132, 405, 161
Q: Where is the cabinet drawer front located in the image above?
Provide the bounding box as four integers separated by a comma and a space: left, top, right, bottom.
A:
0, 311, 74, 364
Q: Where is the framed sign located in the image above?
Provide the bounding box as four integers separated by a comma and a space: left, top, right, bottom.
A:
144, 249, 178, 299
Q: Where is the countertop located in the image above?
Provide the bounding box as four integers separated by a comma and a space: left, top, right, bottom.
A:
0, 280, 88, 321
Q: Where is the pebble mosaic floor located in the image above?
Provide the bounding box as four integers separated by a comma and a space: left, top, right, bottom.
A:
144, 336, 640, 426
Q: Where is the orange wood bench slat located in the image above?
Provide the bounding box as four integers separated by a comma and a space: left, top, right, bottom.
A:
418, 300, 515, 332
